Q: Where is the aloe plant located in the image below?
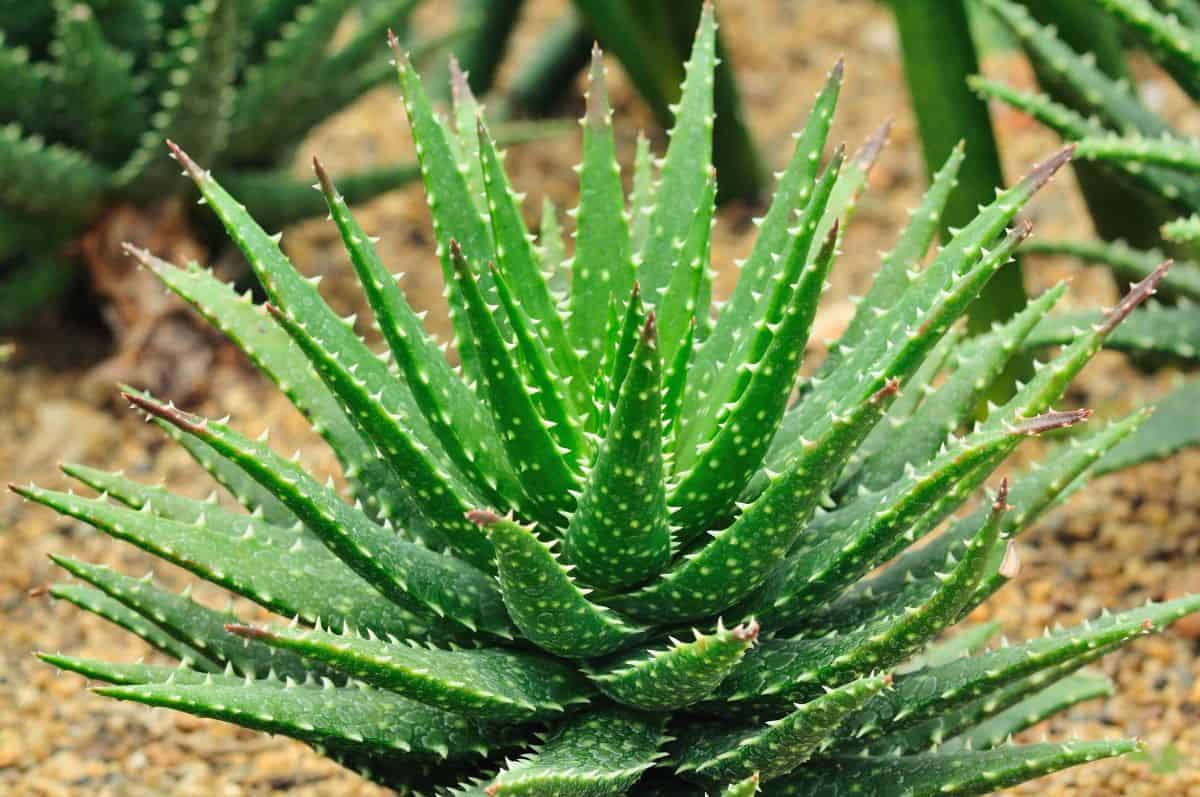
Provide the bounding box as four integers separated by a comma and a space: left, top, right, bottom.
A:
19, 10, 1200, 795
0, 0, 447, 330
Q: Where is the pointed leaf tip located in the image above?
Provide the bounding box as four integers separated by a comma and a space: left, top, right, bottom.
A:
1015, 408, 1092, 436
165, 140, 202, 180
467, 508, 502, 526
1101, 260, 1172, 334
1027, 145, 1075, 190
732, 620, 760, 643
856, 119, 893, 168
993, 476, 1011, 513
122, 392, 204, 435
224, 623, 270, 641
642, 312, 658, 342
872, 377, 901, 403
311, 156, 334, 195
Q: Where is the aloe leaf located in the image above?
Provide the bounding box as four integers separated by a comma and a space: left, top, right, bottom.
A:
123, 392, 515, 642
598, 283, 646, 434
721, 773, 762, 797
1075, 133, 1200, 174
749, 413, 1087, 629
828, 143, 964, 370
151, 416, 301, 530
489, 262, 588, 460
899, 620, 1001, 675
17, 485, 433, 641
228, 0, 355, 157
768, 147, 1072, 475
605, 380, 901, 624
971, 75, 1200, 212
47, 556, 315, 680
668, 212, 841, 534
1026, 303, 1199, 360
589, 620, 758, 711
312, 158, 519, 508
658, 167, 716, 369
264, 302, 498, 572
1093, 0, 1200, 98
675, 674, 892, 784
60, 463, 313, 549
564, 315, 671, 590
477, 118, 586, 408
446, 56, 486, 211
636, 3, 716, 304
118, 0, 240, 198
1096, 379, 1200, 473
662, 316, 697, 441
449, 243, 580, 526
761, 740, 1138, 796
815, 120, 889, 252
675, 60, 841, 458
983, 0, 1172, 137
940, 673, 1113, 752
487, 709, 666, 796
0, 124, 108, 219
96, 677, 499, 762
843, 283, 1067, 495
225, 623, 592, 722
826, 594, 1200, 738
1164, 213, 1200, 243
38, 654, 217, 687
390, 37, 496, 385
571, 45, 635, 379
628, 132, 657, 252
539, 198, 569, 298
471, 510, 646, 658
714, 483, 1010, 707
0, 36, 56, 135
140, 151, 453, 531
48, 583, 221, 671
1026, 238, 1200, 301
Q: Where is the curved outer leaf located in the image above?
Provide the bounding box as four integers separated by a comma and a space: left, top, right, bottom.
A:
590, 621, 759, 711
313, 158, 517, 506
264, 301, 495, 572
47, 556, 316, 680
123, 392, 515, 643
1026, 303, 1198, 361
487, 709, 667, 796
0, 123, 109, 219
48, 583, 221, 671
760, 740, 1138, 796
1096, 378, 1200, 474
571, 45, 635, 379
472, 511, 646, 658
1025, 237, 1200, 302
96, 677, 500, 762
564, 315, 671, 590
675, 673, 892, 784
18, 485, 428, 641
226, 623, 592, 722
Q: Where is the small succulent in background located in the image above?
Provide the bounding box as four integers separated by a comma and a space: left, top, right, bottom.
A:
0, 0, 448, 337
17, 8, 1200, 795
973, 0, 1200, 457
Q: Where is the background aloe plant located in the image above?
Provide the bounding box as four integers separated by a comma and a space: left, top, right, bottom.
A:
17, 8, 1200, 795
970, 0, 1200, 457
0, 0, 448, 332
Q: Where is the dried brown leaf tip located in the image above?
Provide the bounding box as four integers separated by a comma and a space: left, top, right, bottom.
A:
1100, 259, 1172, 335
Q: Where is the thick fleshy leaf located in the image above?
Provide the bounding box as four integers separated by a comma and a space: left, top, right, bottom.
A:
487, 709, 666, 796
675, 674, 892, 784
571, 45, 635, 379
226, 623, 592, 722
564, 315, 671, 591
472, 511, 646, 658
590, 620, 759, 711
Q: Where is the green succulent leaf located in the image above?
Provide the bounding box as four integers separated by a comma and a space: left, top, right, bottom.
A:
590, 620, 759, 711
474, 511, 647, 658
225, 623, 592, 722
487, 709, 666, 796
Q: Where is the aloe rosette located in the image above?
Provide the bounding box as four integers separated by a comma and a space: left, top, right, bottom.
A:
17, 8, 1200, 795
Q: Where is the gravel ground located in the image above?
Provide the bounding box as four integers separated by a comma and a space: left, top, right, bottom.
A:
2, 0, 1198, 794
